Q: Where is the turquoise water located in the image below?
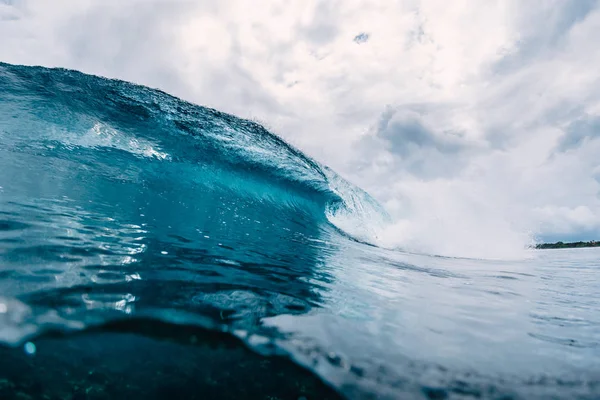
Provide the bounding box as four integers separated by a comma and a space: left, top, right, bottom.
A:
0, 62, 599, 399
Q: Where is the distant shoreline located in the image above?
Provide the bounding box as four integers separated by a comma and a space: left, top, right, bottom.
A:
535, 241, 600, 249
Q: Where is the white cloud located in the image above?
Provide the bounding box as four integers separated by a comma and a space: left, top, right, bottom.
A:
1, 0, 599, 257
533, 205, 600, 240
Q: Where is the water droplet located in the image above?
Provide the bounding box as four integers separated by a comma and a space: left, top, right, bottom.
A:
24, 342, 36, 355
160, 251, 168, 255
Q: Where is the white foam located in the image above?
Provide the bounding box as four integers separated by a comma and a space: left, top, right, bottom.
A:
327, 175, 535, 260
375, 182, 534, 260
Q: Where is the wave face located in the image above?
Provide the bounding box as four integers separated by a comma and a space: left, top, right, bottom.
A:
0, 61, 389, 334
1, 63, 599, 400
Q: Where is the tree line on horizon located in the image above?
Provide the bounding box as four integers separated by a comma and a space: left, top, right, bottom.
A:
535, 240, 600, 249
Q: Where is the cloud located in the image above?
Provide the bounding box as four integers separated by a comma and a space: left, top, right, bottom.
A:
533, 205, 600, 242
492, 0, 598, 74
353, 33, 369, 44
375, 109, 464, 157
354, 106, 481, 180
1, 0, 600, 256
298, 1, 340, 45
557, 114, 600, 151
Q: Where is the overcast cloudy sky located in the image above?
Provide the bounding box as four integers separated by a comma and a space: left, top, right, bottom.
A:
1, 0, 599, 256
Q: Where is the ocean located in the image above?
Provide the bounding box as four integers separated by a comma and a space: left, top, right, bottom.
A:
0, 62, 598, 399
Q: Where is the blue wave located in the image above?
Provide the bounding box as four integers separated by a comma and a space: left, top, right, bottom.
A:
0, 62, 387, 241
0, 62, 389, 343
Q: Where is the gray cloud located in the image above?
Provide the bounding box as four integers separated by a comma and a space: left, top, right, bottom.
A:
492, 0, 598, 75
376, 108, 466, 156
353, 32, 369, 44
298, 0, 340, 45
557, 115, 600, 152
354, 106, 478, 180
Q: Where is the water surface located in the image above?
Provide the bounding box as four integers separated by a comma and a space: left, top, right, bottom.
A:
0, 62, 598, 399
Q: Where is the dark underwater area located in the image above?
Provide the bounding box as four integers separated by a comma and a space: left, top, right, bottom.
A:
0, 319, 342, 400
1, 62, 599, 399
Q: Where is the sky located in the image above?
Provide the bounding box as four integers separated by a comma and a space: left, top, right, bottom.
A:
1, 0, 600, 257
